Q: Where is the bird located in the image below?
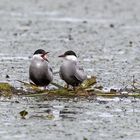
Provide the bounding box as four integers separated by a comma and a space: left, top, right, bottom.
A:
29, 49, 53, 87
58, 50, 87, 89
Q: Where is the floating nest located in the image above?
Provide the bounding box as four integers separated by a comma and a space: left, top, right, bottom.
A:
0, 76, 140, 100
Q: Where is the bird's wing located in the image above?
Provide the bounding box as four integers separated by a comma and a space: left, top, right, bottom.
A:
73, 65, 87, 82
59, 66, 65, 80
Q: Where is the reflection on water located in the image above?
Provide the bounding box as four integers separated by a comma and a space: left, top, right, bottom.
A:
0, 98, 139, 140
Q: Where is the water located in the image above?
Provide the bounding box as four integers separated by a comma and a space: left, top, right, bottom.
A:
0, 97, 140, 140
0, 0, 140, 139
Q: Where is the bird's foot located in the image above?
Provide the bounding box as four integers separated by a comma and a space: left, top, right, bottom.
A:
43, 86, 49, 90
64, 84, 72, 91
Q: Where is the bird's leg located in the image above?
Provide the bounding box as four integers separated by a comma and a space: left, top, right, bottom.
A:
73, 86, 76, 91
44, 86, 48, 90
64, 84, 69, 89
67, 84, 69, 89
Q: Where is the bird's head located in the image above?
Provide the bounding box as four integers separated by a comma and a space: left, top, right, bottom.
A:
33, 49, 49, 62
58, 50, 77, 61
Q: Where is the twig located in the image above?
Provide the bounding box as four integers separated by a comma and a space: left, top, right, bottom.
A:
50, 82, 65, 89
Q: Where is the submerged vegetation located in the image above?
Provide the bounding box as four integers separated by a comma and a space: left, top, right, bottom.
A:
0, 76, 140, 100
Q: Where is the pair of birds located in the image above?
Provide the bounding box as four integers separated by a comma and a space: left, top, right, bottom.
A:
29, 49, 87, 89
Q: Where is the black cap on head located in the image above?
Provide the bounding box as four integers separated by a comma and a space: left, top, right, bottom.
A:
64, 50, 77, 57
33, 49, 46, 55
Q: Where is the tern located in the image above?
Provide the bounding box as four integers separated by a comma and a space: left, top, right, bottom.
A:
59, 50, 87, 89
29, 49, 53, 87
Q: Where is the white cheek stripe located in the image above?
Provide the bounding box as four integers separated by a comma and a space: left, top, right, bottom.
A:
33, 54, 41, 58
65, 55, 77, 61
32, 54, 44, 60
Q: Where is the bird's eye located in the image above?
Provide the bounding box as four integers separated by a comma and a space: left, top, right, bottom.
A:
41, 54, 44, 57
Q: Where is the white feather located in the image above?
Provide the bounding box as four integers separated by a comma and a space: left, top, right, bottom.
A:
32, 54, 42, 60
65, 55, 77, 61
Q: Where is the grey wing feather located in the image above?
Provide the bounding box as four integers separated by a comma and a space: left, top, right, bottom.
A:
59, 66, 64, 80
74, 65, 87, 82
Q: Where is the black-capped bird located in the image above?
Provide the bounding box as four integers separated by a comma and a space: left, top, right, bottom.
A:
59, 50, 87, 89
29, 49, 53, 87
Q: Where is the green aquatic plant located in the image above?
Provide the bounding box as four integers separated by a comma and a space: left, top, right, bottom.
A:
19, 110, 28, 119
0, 83, 13, 92
0, 82, 14, 97
81, 76, 96, 89
0, 77, 140, 99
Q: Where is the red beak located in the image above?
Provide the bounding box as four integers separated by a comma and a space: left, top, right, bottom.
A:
42, 52, 49, 61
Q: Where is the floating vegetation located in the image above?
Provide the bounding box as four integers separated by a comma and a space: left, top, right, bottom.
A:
0, 76, 140, 100
19, 110, 28, 119
0, 83, 15, 98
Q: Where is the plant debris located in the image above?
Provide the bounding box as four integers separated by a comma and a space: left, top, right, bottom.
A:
0, 76, 140, 100
19, 110, 28, 119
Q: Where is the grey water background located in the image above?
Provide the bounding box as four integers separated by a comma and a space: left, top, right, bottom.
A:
0, 0, 140, 139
